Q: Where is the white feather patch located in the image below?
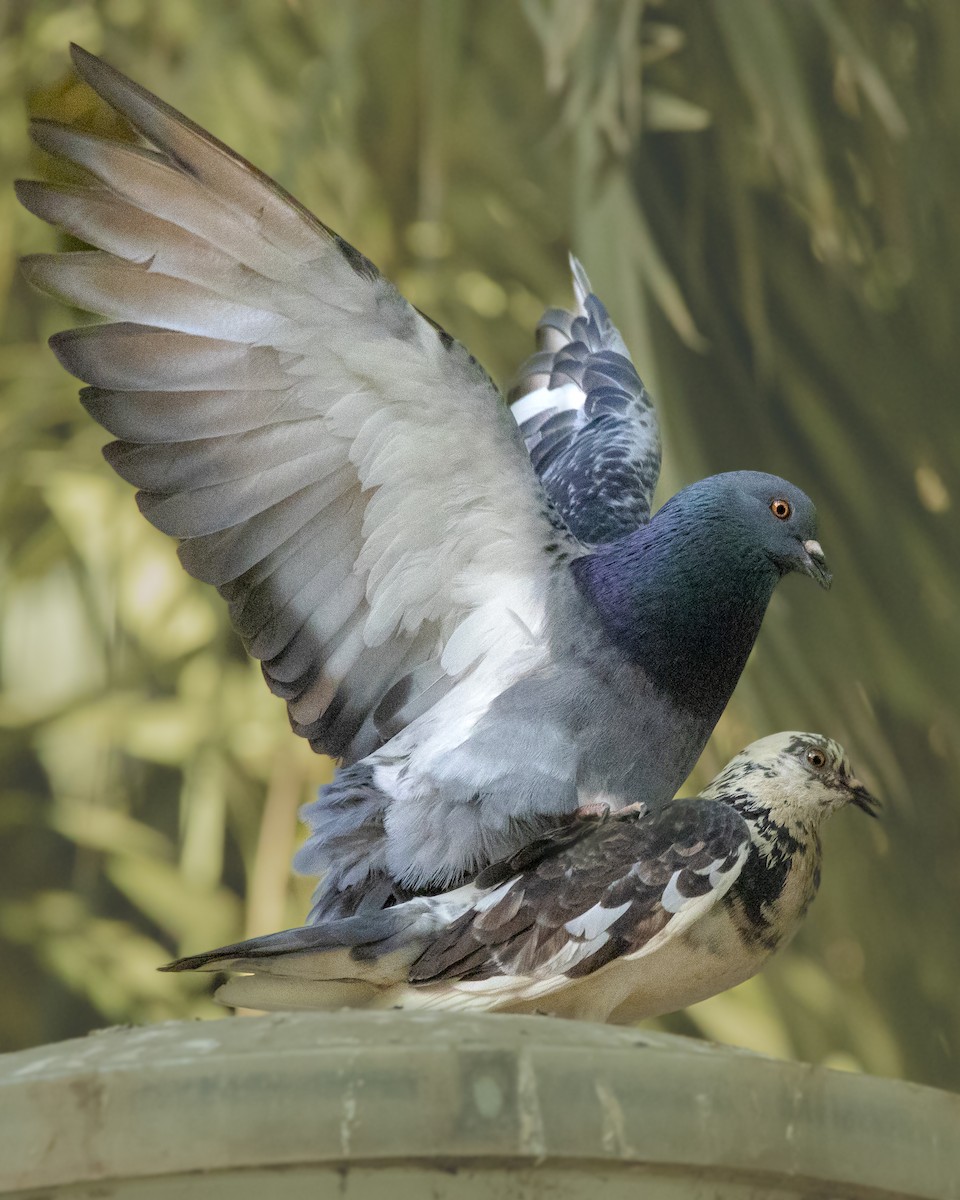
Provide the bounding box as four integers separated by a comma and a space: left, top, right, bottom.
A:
708, 857, 742, 888
473, 880, 518, 913
564, 900, 631, 941
660, 871, 688, 915
537, 933, 610, 976
510, 381, 585, 426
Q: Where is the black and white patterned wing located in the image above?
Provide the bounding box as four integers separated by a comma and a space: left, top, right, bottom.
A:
18, 46, 578, 765
509, 256, 661, 544
408, 799, 751, 985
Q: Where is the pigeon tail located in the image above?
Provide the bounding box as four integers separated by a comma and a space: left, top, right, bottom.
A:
161, 893, 471, 1011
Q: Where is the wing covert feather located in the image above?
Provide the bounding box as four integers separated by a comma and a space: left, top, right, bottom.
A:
408, 800, 751, 984
510, 256, 661, 543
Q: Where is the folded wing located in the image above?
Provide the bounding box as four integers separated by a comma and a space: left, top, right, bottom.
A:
409, 799, 751, 984
19, 45, 577, 764
509, 256, 661, 544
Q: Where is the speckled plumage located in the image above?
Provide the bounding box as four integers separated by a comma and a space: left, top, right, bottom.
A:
162, 733, 878, 1020
509, 256, 660, 544
20, 47, 833, 922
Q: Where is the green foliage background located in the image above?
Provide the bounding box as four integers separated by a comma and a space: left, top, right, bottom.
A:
1, 0, 957, 1090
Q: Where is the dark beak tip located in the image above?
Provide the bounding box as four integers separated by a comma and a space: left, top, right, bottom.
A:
851, 790, 881, 819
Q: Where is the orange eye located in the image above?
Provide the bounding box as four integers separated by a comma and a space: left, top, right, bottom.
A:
770, 498, 792, 520
806, 748, 826, 769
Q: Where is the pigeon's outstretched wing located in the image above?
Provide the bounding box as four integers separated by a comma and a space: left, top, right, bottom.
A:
18, 46, 579, 765
408, 798, 750, 986
509, 257, 660, 544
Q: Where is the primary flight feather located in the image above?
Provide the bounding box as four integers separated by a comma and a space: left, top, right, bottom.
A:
19, 46, 832, 920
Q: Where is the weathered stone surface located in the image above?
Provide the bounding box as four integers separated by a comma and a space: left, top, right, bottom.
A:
1, 1013, 957, 1198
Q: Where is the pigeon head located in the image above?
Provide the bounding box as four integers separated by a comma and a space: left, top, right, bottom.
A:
664, 471, 831, 590
717, 471, 831, 589
572, 470, 831, 719
705, 731, 880, 823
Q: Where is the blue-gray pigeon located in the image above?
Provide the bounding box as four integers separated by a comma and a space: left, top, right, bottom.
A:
18, 47, 832, 921
162, 733, 877, 1019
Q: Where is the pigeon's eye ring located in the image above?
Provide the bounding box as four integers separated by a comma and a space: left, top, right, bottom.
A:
770, 498, 792, 520
806, 748, 827, 769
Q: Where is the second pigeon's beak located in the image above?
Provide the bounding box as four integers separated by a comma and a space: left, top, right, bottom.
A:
798, 539, 832, 590
846, 776, 881, 818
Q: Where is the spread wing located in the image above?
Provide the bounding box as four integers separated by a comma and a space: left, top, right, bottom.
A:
408, 799, 750, 984
509, 256, 661, 544
18, 45, 579, 764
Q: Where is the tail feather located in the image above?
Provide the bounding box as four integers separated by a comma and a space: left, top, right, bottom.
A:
161, 891, 486, 1011
161, 906, 427, 974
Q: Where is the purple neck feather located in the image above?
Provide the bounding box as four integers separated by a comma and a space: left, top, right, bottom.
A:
572, 508, 781, 718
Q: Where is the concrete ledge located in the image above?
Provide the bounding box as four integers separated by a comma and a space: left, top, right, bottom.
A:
1, 1013, 957, 1198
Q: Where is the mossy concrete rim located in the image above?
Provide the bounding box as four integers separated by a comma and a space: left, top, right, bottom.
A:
0, 1012, 957, 1198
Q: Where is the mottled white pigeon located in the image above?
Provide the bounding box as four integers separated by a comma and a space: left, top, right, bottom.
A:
163, 733, 878, 1020
19, 47, 832, 920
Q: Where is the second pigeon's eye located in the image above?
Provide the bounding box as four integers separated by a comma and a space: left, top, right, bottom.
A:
806, 748, 827, 769
770, 498, 792, 520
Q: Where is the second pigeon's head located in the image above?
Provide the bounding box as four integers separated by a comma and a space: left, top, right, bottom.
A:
669, 471, 832, 589
704, 731, 880, 826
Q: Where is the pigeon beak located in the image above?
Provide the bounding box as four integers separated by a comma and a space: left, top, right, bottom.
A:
798, 539, 832, 589
846, 776, 881, 818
